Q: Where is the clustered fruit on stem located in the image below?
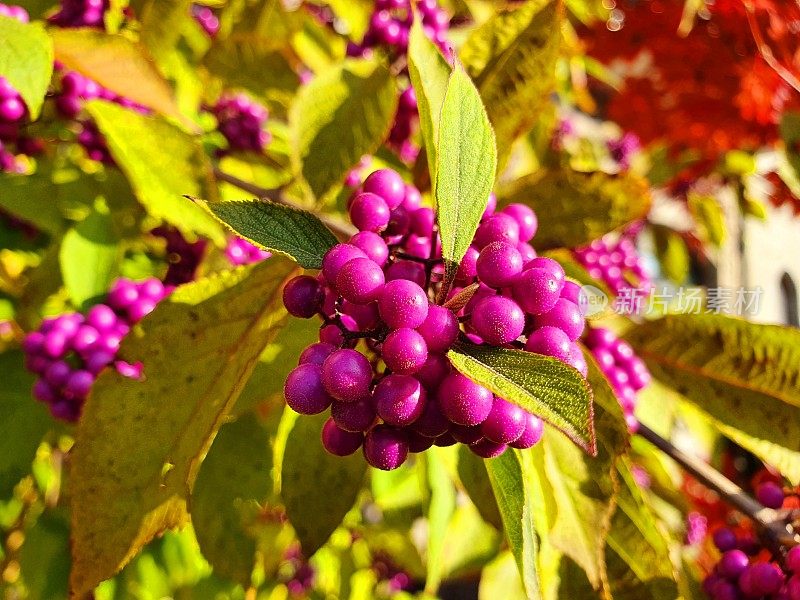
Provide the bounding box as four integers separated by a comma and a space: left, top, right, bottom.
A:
208, 93, 271, 155
573, 231, 651, 298
282, 167, 590, 470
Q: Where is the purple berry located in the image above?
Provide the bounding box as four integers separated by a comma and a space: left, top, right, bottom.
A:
525, 326, 572, 362
374, 374, 426, 426
450, 423, 484, 444
336, 257, 385, 305
363, 425, 409, 470
409, 207, 435, 237
501, 203, 537, 242
283, 275, 323, 318
533, 298, 584, 341
787, 546, 800, 573
526, 257, 565, 287
378, 279, 429, 329
65, 369, 94, 399
509, 412, 544, 449
470, 438, 507, 458
322, 418, 364, 456
349, 192, 391, 232
456, 246, 480, 282
718, 549, 749, 579
437, 372, 493, 426
284, 364, 334, 414
407, 430, 435, 453
739, 563, 783, 597
474, 213, 520, 249
711, 528, 735, 552
322, 244, 367, 287
512, 267, 563, 315
412, 397, 450, 437
482, 193, 497, 219
362, 169, 406, 210
349, 231, 389, 266
416, 305, 458, 353
481, 397, 526, 444
381, 328, 428, 375
385, 260, 426, 287
476, 241, 523, 288
321, 349, 373, 402
756, 481, 785, 509
415, 353, 451, 391
470, 296, 525, 345
331, 397, 376, 432
298, 342, 336, 366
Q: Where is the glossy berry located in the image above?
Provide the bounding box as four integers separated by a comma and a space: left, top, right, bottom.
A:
534, 298, 584, 341
437, 372, 493, 426
415, 353, 451, 391
322, 244, 367, 287
349, 231, 389, 266
350, 192, 391, 232
283, 275, 323, 318
525, 326, 572, 361
298, 342, 336, 366
382, 328, 428, 375
476, 241, 523, 288
336, 258, 385, 304
512, 267, 563, 315
416, 305, 458, 353
322, 418, 364, 456
378, 279, 429, 329
363, 425, 409, 471
756, 481, 785, 509
362, 169, 406, 209
412, 397, 450, 438
331, 397, 376, 432
470, 438, 507, 459
481, 397, 526, 444
718, 550, 749, 579
501, 203, 538, 242
474, 213, 520, 249
509, 413, 544, 449
470, 296, 525, 345
321, 349, 373, 402
713, 528, 738, 551
284, 364, 333, 415
374, 374, 426, 426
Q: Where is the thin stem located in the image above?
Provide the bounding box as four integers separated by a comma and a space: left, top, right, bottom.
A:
637, 422, 800, 551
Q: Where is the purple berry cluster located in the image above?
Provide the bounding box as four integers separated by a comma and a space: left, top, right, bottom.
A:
23, 278, 170, 422
281, 168, 587, 470
49, 0, 109, 28
281, 545, 315, 597
152, 226, 207, 285
192, 3, 219, 37
387, 87, 419, 163
347, 0, 451, 60
607, 132, 641, 171
225, 236, 271, 266
573, 234, 651, 298
209, 93, 270, 154
704, 500, 800, 600
0, 5, 32, 172
583, 327, 650, 432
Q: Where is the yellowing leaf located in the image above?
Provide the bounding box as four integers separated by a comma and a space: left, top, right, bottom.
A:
0, 16, 53, 118
69, 259, 299, 595
51, 29, 181, 119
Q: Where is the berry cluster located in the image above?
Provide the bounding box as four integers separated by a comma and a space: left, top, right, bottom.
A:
152, 226, 207, 285
49, 0, 109, 28
583, 327, 651, 432
280, 545, 315, 597
23, 278, 170, 422
703, 481, 800, 600
192, 3, 219, 37
209, 93, 270, 154
573, 233, 651, 298
387, 87, 419, 162
0, 5, 33, 172
282, 168, 587, 470
225, 236, 271, 266
347, 0, 451, 60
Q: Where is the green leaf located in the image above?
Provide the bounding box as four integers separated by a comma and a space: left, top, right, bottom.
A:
190, 414, 272, 586
69, 259, 299, 595
51, 29, 182, 119
60, 205, 120, 309
688, 193, 726, 247
479, 552, 528, 600
460, 0, 561, 167
407, 18, 452, 189
281, 413, 366, 555
457, 446, 503, 530
425, 447, 457, 594
290, 58, 397, 200
0, 16, 53, 119
498, 169, 651, 250
138, 0, 192, 64
197, 199, 338, 269
0, 172, 64, 235
448, 341, 595, 454
204, 34, 300, 106
435, 64, 497, 291
651, 225, 690, 285
0, 351, 52, 498
624, 314, 800, 484
325, 0, 372, 40
18, 510, 71, 600
485, 449, 541, 599
86, 101, 225, 245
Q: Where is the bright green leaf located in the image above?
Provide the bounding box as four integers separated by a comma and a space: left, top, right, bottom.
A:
197, 199, 338, 269
69, 259, 299, 595
435, 64, 497, 291
425, 447, 457, 594
290, 58, 397, 200
325, 0, 372, 40
0, 16, 53, 119
652, 225, 690, 285
86, 101, 225, 245
51, 29, 181, 119
457, 446, 503, 530
460, 0, 561, 167
60, 206, 120, 309
0, 351, 52, 498
407, 18, 452, 188
448, 341, 595, 454
138, 0, 192, 64
190, 414, 272, 585
479, 552, 528, 600
281, 413, 366, 555
485, 449, 541, 599
499, 169, 652, 250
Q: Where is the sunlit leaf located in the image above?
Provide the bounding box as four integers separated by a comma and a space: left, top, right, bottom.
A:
0, 16, 53, 118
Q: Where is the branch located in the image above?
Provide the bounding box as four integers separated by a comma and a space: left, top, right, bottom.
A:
636, 422, 800, 551
212, 166, 357, 240
742, 0, 800, 95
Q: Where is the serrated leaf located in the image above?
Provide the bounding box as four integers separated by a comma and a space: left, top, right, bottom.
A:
624, 314, 800, 484
460, 0, 561, 167
485, 449, 541, 599
498, 169, 651, 250
190, 414, 272, 585
435, 65, 497, 292
281, 413, 366, 555
51, 29, 181, 119
197, 199, 337, 269
425, 447, 456, 594
0, 351, 52, 498
86, 101, 224, 245
448, 341, 595, 454
407, 18, 452, 188
457, 445, 503, 530
0, 16, 53, 119
651, 225, 690, 284
204, 34, 299, 105
59, 206, 120, 309
290, 58, 397, 200
69, 259, 299, 595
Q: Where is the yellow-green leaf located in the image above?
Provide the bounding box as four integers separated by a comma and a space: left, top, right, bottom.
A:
651, 225, 690, 285
69, 259, 299, 595
457, 446, 503, 530
499, 168, 651, 250
138, 0, 192, 64
0, 16, 53, 118
687, 193, 726, 247
425, 447, 457, 594
460, 0, 561, 167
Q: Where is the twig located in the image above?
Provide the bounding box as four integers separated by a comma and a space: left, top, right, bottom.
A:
212, 166, 356, 240
742, 0, 800, 95
637, 423, 800, 551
